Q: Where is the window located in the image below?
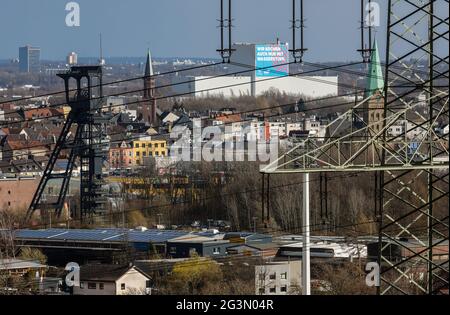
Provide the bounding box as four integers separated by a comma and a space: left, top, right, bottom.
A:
121, 283, 126, 290
155, 143, 159, 148
88, 283, 97, 290
259, 288, 265, 294
99, 283, 104, 290
280, 285, 287, 293
135, 143, 140, 148
169, 247, 177, 255
269, 273, 276, 280
143, 152, 147, 157
213, 247, 221, 254
269, 287, 276, 293
161, 143, 165, 148
142, 143, 146, 148
80, 282, 84, 289
136, 152, 140, 156
280, 272, 287, 280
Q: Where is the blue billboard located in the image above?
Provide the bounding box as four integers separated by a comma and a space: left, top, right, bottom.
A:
255, 44, 289, 77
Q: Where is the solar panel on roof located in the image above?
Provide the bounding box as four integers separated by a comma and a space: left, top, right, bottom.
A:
15, 228, 190, 244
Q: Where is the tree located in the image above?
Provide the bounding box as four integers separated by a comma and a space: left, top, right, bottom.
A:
313, 262, 376, 295
165, 254, 223, 295
19, 247, 47, 265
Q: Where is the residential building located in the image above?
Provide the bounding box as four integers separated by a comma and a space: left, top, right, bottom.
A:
302, 116, 323, 134
74, 264, 151, 295
132, 136, 168, 165
255, 260, 301, 295
104, 96, 126, 114
0, 177, 40, 211
159, 111, 180, 125
387, 120, 426, 139
1, 138, 49, 162
109, 140, 133, 169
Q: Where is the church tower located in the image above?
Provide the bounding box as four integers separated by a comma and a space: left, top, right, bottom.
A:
364, 41, 385, 135
143, 49, 157, 126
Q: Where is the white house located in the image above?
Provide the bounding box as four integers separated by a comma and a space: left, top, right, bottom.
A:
255, 260, 301, 295
74, 264, 151, 295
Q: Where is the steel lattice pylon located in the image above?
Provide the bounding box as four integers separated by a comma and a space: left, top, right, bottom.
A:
376, 0, 449, 295
260, 0, 449, 295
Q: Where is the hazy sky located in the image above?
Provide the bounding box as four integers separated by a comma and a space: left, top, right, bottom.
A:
0, 0, 389, 61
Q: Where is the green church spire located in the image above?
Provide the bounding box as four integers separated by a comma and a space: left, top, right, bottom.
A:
365, 40, 385, 98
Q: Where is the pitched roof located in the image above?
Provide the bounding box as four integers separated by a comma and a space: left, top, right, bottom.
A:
0, 258, 47, 270
215, 114, 242, 124
173, 114, 192, 128
6, 139, 46, 150
79, 264, 135, 281
144, 49, 154, 76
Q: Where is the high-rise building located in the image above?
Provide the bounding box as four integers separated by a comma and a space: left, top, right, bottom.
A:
19, 45, 41, 73
67, 52, 78, 65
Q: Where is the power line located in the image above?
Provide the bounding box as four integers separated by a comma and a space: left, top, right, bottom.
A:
3, 57, 427, 125
0, 97, 359, 161
0, 60, 367, 126
13, 172, 361, 229
0, 95, 438, 161
0, 61, 224, 106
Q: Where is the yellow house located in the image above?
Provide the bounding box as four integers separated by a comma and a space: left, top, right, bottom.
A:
132, 137, 167, 165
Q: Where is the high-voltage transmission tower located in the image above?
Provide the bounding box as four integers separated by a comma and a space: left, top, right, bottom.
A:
27, 66, 110, 223
290, 0, 307, 63
358, 0, 375, 63
261, 0, 449, 295
376, 0, 449, 295
217, 0, 234, 63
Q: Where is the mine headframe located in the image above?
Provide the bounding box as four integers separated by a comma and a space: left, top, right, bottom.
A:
27, 66, 110, 223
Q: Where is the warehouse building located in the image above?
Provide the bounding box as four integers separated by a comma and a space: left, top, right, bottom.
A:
172, 42, 338, 98
13, 228, 190, 266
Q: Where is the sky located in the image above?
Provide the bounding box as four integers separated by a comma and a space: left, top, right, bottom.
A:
0, 0, 390, 62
